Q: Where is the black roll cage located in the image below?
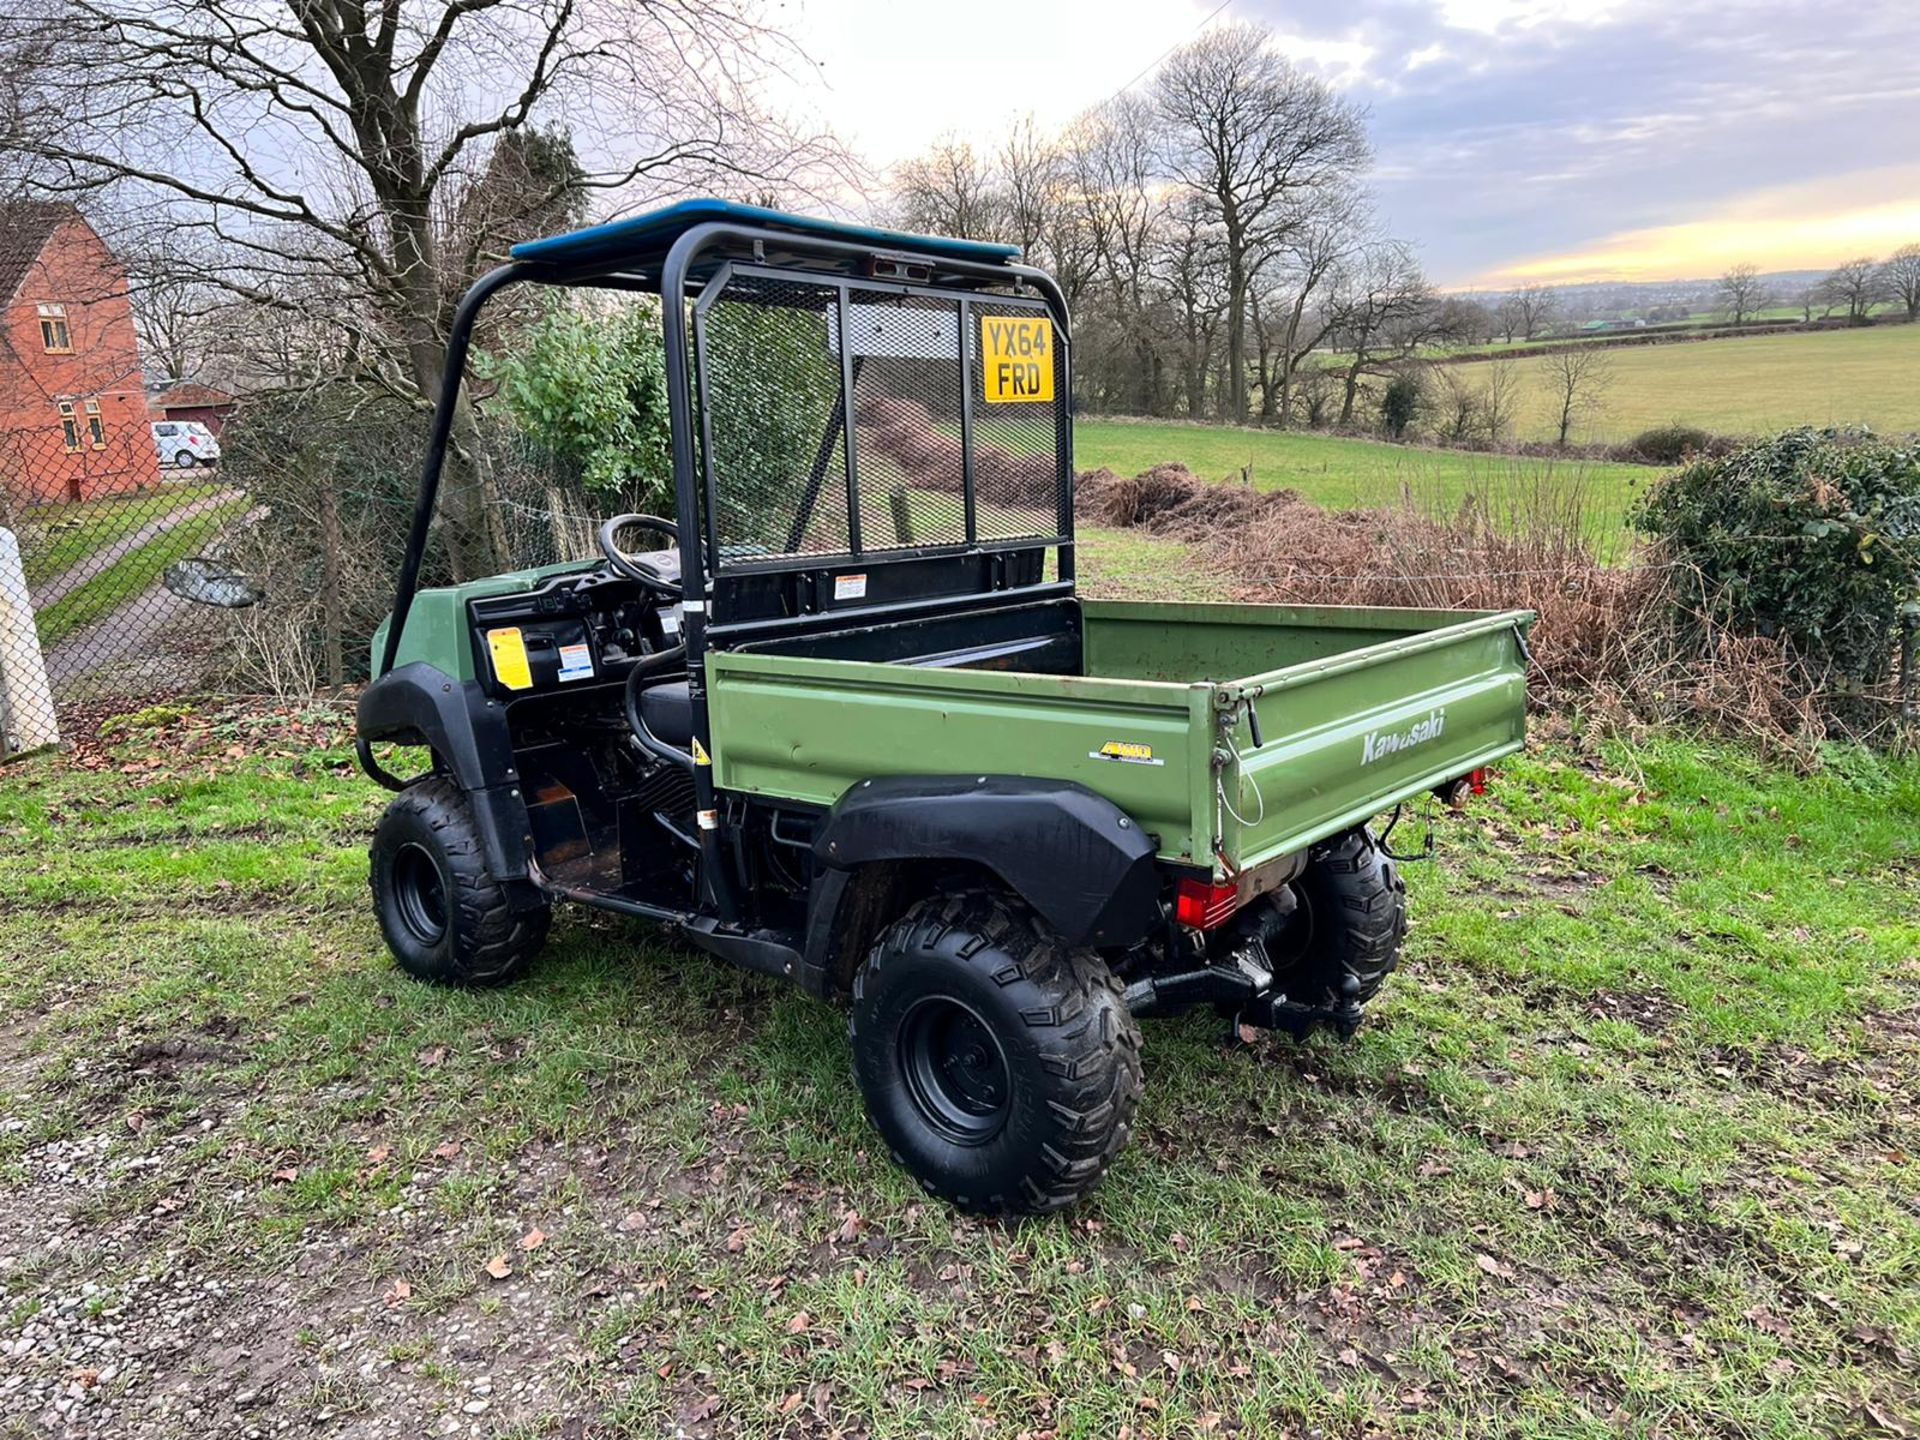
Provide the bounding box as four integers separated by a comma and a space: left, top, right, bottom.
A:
379, 219, 1075, 683
375, 219, 1075, 931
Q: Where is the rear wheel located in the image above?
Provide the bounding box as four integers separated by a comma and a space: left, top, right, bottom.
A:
850, 892, 1143, 1214
1272, 825, 1407, 1009
173, 451, 197, 469
370, 778, 549, 987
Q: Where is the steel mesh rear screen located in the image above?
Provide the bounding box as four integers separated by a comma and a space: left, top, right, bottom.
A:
695, 271, 1064, 567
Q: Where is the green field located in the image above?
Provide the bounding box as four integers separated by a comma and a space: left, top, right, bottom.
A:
1445, 322, 1920, 443
0, 650, 1914, 1434
1077, 417, 1652, 542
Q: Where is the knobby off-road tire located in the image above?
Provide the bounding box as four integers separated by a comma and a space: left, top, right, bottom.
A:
849, 892, 1143, 1215
1279, 826, 1407, 1009
370, 778, 550, 987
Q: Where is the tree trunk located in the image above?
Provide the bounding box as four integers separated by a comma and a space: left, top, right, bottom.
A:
1225, 255, 1247, 423
1339, 362, 1363, 424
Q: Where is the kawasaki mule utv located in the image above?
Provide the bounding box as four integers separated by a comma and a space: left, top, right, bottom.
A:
358, 199, 1532, 1213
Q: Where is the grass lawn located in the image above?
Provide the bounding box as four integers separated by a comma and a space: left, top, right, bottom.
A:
1076, 418, 1654, 543
17, 482, 228, 592
32, 494, 253, 649
1449, 322, 1920, 444
1, 527, 1915, 1435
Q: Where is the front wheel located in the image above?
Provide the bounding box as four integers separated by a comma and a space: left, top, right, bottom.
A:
173, 451, 197, 469
370, 778, 550, 987
850, 892, 1143, 1214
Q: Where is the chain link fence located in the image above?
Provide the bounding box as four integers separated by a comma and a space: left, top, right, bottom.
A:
0, 394, 647, 756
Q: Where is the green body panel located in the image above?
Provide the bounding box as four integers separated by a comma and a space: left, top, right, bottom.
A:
708, 600, 1533, 876
369, 560, 598, 680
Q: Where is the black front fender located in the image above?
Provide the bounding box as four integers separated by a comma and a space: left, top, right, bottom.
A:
812, 775, 1161, 949
356, 663, 534, 893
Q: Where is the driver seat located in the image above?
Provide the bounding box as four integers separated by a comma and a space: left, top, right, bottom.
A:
638, 679, 694, 747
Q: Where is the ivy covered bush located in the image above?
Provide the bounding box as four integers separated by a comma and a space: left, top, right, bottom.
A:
1634, 427, 1920, 688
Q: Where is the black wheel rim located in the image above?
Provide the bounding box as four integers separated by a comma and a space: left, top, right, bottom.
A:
898, 997, 1011, 1146
392, 842, 448, 945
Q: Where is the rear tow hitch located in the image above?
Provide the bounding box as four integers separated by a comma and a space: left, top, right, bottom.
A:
1123, 890, 1369, 1041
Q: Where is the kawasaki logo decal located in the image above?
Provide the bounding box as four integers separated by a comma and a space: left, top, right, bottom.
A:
1361, 709, 1446, 765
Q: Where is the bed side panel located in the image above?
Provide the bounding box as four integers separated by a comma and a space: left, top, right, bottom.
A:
705, 650, 1208, 864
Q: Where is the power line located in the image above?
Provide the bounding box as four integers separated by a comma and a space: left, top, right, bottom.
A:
1095, 0, 1238, 112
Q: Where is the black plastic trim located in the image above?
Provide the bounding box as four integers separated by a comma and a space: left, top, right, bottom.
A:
811, 775, 1160, 949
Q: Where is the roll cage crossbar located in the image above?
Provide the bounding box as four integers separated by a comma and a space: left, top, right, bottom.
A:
379, 212, 1076, 681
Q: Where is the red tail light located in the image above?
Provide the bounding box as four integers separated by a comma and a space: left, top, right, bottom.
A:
1175, 877, 1240, 930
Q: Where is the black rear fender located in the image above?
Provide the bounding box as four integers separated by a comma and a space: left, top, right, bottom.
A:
802, 776, 1160, 993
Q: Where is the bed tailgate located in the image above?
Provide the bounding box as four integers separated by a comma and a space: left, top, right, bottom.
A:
1219, 610, 1533, 871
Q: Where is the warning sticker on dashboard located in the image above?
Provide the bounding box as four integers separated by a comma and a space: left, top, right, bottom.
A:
486, 627, 532, 691
557, 642, 595, 682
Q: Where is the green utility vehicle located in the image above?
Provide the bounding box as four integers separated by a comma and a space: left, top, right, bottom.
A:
359, 200, 1532, 1213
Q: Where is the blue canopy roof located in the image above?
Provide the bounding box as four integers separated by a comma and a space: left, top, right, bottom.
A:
509, 198, 1021, 272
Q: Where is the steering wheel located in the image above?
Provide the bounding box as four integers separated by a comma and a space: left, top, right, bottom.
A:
597, 514, 681, 599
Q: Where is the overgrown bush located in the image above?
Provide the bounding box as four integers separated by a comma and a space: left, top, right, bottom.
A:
1628, 423, 1714, 464
475, 298, 670, 504
1380, 374, 1421, 438
1635, 427, 1920, 689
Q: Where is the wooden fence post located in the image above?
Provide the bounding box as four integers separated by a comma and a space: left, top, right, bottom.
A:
320, 484, 345, 694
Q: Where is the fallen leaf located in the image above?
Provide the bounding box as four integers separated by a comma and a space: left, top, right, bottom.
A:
270, 1167, 298, 1183
1475, 1252, 1514, 1279
725, 1225, 750, 1253
484, 1254, 512, 1280
775, 1392, 803, 1416
1524, 1188, 1558, 1210
417, 1044, 449, 1067
833, 1209, 864, 1244
383, 1279, 411, 1306
520, 1227, 546, 1252
432, 1140, 461, 1159
366, 1144, 392, 1163
787, 1311, 811, 1335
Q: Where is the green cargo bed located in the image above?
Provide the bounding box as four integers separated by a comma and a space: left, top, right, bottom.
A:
706, 599, 1533, 877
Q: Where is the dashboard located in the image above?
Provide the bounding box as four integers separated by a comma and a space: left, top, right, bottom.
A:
466, 554, 682, 697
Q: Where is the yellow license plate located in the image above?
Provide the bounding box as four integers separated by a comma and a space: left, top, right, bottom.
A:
979, 315, 1054, 403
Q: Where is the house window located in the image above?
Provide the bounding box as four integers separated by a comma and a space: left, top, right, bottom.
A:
57, 401, 80, 452
38, 303, 71, 353
84, 398, 105, 449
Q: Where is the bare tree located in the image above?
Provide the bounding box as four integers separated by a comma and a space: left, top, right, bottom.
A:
1060, 95, 1168, 414
1717, 262, 1767, 326
1498, 284, 1557, 343
1540, 346, 1612, 446
1155, 22, 1368, 422
893, 137, 1005, 243
1824, 256, 1885, 324
1430, 364, 1482, 443
1880, 243, 1920, 322
14, 0, 840, 579
1154, 195, 1230, 421
1326, 242, 1444, 425
1480, 358, 1520, 443
1256, 188, 1365, 426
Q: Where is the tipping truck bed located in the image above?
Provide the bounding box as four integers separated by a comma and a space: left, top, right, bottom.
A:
705, 599, 1533, 877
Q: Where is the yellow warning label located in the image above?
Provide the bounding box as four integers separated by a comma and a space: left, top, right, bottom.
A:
486, 627, 533, 690
980, 315, 1054, 403
691, 736, 712, 766
1091, 740, 1164, 767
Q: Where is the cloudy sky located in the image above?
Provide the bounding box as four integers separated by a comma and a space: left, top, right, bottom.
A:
778, 0, 1920, 287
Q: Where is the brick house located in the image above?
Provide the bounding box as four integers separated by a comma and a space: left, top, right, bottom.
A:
0, 201, 160, 508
